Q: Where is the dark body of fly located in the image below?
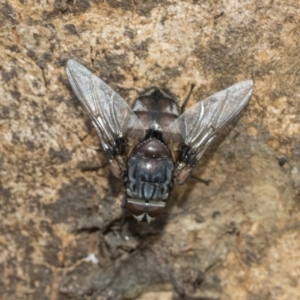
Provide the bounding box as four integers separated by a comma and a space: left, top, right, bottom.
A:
126, 89, 180, 222
66, 59, 253, 224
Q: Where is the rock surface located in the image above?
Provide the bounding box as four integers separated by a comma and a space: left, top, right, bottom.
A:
0, 1, 300, 299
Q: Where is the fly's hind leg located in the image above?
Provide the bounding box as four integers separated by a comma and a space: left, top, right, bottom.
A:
80, 147, 109, 172
190, 175, 211, 186
81, 137, 126, 173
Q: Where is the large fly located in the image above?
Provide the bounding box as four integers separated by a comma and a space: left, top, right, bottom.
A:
66, 59, 253, 224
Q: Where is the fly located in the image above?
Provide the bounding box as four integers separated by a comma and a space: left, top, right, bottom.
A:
66, 59, 253, 224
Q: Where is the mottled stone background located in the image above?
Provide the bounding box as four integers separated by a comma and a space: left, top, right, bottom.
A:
0, 1, 300, 299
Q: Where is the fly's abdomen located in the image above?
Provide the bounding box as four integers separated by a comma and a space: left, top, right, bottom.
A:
132, 88, 180, 131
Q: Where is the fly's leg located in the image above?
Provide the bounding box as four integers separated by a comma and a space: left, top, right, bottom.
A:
81, 137, 126, 173
177, 143, 211, 185
179, 143, 198, 167
174, 143, 210, 185
190, 175, 211, 186
181, 84, 195, 112
173, 143, 198, 184
104, 136, 128, 178
81, 164, 108, 172
105, 136, 127, 158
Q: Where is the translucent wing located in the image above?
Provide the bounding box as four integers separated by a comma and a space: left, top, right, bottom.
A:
66, 59, 145, 178
164, 80, 253, 184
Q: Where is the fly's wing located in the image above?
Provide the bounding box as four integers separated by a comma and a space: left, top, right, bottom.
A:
66, 59, 145, 178
164, 80, 253, 184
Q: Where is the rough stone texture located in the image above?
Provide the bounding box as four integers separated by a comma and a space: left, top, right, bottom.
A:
0, 1, 300, 300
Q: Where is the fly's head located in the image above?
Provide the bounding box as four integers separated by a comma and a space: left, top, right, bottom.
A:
124, 197, 166, 224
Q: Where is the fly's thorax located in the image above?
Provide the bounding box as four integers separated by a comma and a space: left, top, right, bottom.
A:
132, 88, 180, 131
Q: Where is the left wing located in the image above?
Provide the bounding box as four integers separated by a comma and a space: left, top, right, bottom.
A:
66, 59, 145, 178
163, 80, 253, 184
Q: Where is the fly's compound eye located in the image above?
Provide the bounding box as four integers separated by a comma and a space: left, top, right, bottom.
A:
147, 205, 165, 218
125, 201, 145, 217
125, 198, 166, 221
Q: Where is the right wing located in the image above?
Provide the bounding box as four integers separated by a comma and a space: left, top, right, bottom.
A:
163, 80, 253, 184
66, 59, 145, 178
